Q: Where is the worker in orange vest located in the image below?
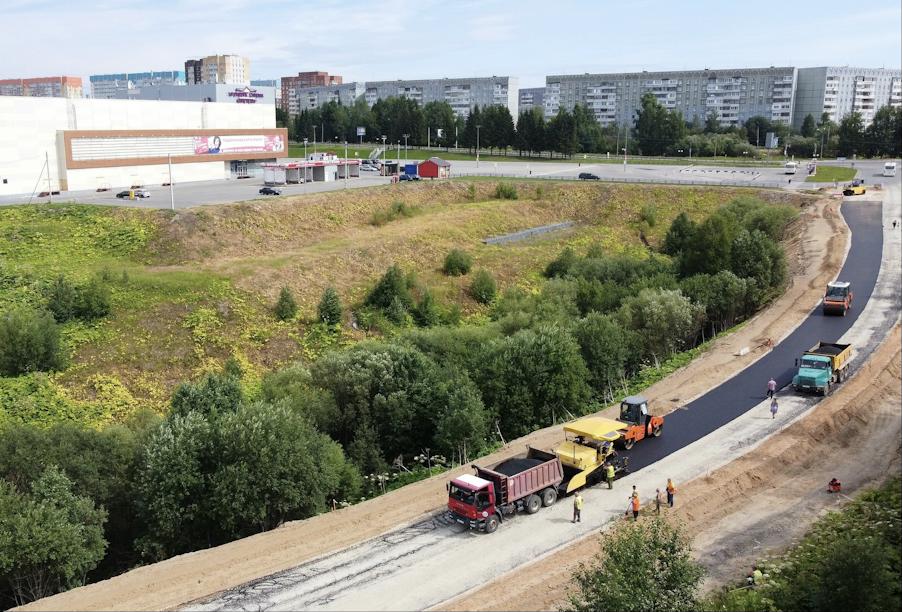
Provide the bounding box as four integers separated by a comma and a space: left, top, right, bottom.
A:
666, 478, 676, 507
627, 493, 640, 521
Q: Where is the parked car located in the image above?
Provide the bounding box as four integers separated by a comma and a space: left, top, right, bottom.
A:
399, 174, 419, 181
259, 187, 282, 195
360, 165, 379, 172
115, 191, 131, 199
134, 189, 151, 198
578, 172, 600, 180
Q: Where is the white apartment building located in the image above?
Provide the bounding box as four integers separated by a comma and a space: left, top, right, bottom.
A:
90, 71, 185, 99
545, 67, 798, 128
286, 76, 518, 119
793, 67, 902, 129
185, 55, 250, 85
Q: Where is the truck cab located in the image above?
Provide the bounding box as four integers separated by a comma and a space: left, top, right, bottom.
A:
792, 342, 852, 396
823, 281, 852, 316
618, 395, 664, 449
447, 474, 498, 532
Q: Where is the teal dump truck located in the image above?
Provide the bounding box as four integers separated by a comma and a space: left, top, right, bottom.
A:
792, 342, 852, 396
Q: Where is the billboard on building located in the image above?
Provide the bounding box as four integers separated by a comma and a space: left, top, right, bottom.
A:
193, 134, 285, 155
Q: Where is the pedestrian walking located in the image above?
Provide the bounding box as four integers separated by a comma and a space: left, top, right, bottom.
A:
770, 397, 779, 419
893, 219, 898, 230
766, 377, 777, 399
655, 489, 663, 514
666, 478, 676, 507
572, 491, 583, 523
605, 462, 615, 489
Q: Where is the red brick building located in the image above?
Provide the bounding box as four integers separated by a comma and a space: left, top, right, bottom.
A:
0, 76, 83, 98
280, 71, 343, 114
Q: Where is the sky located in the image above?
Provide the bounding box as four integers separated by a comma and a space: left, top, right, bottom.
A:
3, 0, 900, 89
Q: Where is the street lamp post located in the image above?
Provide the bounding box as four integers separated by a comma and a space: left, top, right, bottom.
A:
344, 141, 348, 189
167, 153, 174, 211
381, 135, 387, 176
313, 126, 317, 155
402, 133, 409, 161
476, 125, 481, 168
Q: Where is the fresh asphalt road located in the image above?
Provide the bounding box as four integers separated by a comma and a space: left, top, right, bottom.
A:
620, 198, 884, 471
189, 192, 892, 612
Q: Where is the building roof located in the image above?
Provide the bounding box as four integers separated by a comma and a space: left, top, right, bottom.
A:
420, 156, 451, 167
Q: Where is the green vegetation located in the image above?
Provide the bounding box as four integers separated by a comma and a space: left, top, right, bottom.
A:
442, 249, 473, 276
317, 287, 343, 326
805, 165, 856, 183
702, 477, 901, 612
0, 309, 65, 376
564, 517, 704, 612
369, 200, 419, 226
469, 269, 497, 304
493, 183, 518, 200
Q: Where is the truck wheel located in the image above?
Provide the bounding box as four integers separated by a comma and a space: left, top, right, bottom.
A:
485, 516, 499, 534
652, 425, 663, 437
541, 487, 558, 507
836, 370, 842, 384
822, 382, 830, 396
525, 494, 541, 514
623, 437, 635, 450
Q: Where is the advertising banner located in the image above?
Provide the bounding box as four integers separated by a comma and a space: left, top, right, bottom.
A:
193, 134, 285, 155
356, 126, 366, 137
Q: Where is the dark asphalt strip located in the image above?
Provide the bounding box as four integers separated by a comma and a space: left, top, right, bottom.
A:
623, 201, 885, 472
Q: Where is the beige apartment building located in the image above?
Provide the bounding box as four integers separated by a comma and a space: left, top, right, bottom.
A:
185, 55, 250, 85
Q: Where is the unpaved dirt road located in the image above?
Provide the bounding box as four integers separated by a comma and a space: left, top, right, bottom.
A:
20, 191, 881, 612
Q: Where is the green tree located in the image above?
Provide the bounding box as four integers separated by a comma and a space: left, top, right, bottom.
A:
516, 107, 547, 155
743, 116, 773, 146
422, 101, 457, 148
564, 517, 704, 612
730, 229, 786, 299
260, 363, 340, 434
74, 278, 111, 320
0, 308, 65, 376
170, 371, 243, 418
617, 289, 704, 364
545, 247, 579, 278
45, 275, 78, 322
800, 113, 817, 137
547, 108, 578, 157
469, 269, 497, 304
433, 370, 488, 464
865, 105, 902, 157
678, 213, 737, 277
0, 466, 107, 606
274, 286, 298, 321
412, 289, 441, 327
574, 313, 640, 398
837, 111, 866, 157
704, 111, 722, 134
317, 287, 343, 326
365, 264, 413, 311
479, 325, 591, 437
634, 93, 687, 155
662, 212, 696, 256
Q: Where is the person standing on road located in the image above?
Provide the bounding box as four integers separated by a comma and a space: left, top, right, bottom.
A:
655, 489, 663, 514
666, 478, 676, 507
572, 492, 583, 523
770, 397, 779, 419
629, 494, 640, 521
605, 462, 615, 489
767, 377, 777, 399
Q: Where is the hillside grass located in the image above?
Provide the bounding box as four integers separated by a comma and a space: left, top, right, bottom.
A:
805, 165, 857, 182
0, 182, 808, 427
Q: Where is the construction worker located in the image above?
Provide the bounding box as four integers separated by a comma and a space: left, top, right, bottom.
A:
572, 491, 583, 523
605, 462, 615, 489
666, 478, 676, 507
640, 402, 651, 434
629, 493, 640, 521
655, 488, 663, 514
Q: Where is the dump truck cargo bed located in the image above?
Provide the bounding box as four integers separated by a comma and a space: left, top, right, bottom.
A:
475, 448, 563, 506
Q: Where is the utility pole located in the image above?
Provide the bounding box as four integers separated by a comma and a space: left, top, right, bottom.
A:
427, 126, 430, 149
45, 151, 52, 203
403, 133, 409, 161
313, 126, 317, 155
168, 153, 174, 211
756, 124, 760, 148
476, 125, 481, 168
623, 129, 629, 170
344, 141, 348, 189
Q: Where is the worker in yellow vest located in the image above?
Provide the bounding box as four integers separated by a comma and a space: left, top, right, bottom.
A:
605, 463, 615, 489
572, 491, 583, 523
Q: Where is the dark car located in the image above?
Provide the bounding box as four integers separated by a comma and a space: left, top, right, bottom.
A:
115, 191, 131, 198
259, 187, 282, 195
399, 174, 419, 181
578, 172, 600, 180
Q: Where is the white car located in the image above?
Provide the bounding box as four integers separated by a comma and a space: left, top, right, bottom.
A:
360, 165, 379, 172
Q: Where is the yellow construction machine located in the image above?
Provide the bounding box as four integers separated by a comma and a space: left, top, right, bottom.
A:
553, 416, 630, 494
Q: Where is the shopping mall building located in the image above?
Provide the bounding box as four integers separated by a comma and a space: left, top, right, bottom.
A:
0, 96, 286, 197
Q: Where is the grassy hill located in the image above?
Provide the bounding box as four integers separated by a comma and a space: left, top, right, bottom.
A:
0, 181, 806, 427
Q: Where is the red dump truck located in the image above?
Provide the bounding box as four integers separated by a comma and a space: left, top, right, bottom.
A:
446, 447, 563, 533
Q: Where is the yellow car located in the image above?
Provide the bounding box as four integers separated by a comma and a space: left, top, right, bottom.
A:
842, 185, 866, 196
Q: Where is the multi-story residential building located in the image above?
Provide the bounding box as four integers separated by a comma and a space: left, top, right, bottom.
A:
0, 76, 83, 98
793, 67, 902, 130
285, 76, 518, 119
545, 67, 798, 128
184, 55, 250, 85
518, 88, 545, 114
280, 72, 343, 114
90, 71, 185, 99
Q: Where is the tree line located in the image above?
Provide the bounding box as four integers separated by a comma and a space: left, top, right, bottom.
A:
0, 194, 797, 606
289, 94, 902, 159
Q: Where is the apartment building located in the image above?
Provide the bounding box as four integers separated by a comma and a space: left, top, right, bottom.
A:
90, 71, 185, 99
518, 88, 545, 114
793, 67, 902, 130
281, 72, 343, 114
184, 55, 250, 85
0, 76, 83, 98
545, 67, 797, 128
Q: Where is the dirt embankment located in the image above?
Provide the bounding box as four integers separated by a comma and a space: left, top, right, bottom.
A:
440, 326, 901, 612
20, 197, 842, 612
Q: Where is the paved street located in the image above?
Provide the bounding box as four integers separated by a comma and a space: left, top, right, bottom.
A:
0, 158, 894, 210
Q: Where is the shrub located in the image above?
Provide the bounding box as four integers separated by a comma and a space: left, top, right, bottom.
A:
469, 270, 497, 304
544, 247, 579, 278
46, 275, 78, 322
466, 183, 476, 201
443, 249, 473, 276
639, 203, 657, 227
369, 201, 417, 226
0, 308, 66, 376
46, 276, 111, 322
274, 286, 298, 321
317, 287, 342, 326
413, 290, 441, 327
493, 183, 518, 200
75, 278, 111, 320
170, 371, 243, 418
